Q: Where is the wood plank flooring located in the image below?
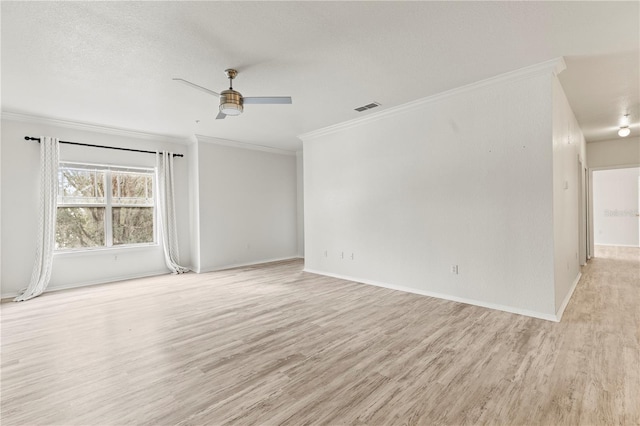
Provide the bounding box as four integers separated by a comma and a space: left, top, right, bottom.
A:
1, 245, 639, 425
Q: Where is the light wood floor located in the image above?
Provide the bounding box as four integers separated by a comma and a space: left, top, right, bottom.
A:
1, 246, 638, 425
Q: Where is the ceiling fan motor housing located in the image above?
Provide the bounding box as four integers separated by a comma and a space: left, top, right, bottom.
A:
220, 89, 243, 115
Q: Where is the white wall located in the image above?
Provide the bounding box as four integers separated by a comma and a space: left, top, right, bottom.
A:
593, 167, 640, 247
587, 137, 640, 169
1, 116, 191, 298
188, 139, 201, 273
302, 61, 563, 320
296, 150, 304, 257
192, 136, 298, 272
551, 76, 586, 314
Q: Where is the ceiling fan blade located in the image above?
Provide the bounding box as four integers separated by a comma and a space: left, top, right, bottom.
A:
243, 96, 292, 105
215, 111, 226, 120
172, 78, 220, 97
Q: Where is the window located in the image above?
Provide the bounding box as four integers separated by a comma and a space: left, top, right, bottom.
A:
56, 163, 155, 250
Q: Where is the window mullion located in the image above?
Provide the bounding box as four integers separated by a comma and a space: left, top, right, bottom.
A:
105, 170, 113, 247
153, 172, 158, 244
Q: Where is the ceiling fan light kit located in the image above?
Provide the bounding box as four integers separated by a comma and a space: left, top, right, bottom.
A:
220, 89, 243, 116
618, 114, 631, 137
618, 126, 630, 137
173, 68, 292, 120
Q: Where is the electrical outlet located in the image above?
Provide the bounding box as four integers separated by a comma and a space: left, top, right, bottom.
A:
451, 265, 458, 274
324, 250, 328, 257
341, 251, 344, 259
351, 253, 354, 260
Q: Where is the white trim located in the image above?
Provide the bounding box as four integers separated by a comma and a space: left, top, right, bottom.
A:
590, 164, 640, 172
300, 57, 566, 141
196, 256, 300, 274
303, 268, 559, 322
555, 272, 582, 322
195, 134, 296, 156
54, 242, 160, 256
60, 161, 155, 173
593, 243, 640, 248
1, 269, 169, 300
1, 111, 190, 145
105, 167, 114, 248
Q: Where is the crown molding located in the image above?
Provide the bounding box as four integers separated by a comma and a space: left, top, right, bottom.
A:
1, 111, 191, 145
195, 134, 296, 156
300, 57, 566, 141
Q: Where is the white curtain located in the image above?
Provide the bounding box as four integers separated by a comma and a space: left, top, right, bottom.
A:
157, 151, 189, 274
15, 137, 60, 301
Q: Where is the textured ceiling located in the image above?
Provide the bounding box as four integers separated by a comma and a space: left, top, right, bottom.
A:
2, 1, 639, 150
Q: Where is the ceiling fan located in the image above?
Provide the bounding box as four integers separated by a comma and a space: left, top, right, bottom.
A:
173, 69, 292, 120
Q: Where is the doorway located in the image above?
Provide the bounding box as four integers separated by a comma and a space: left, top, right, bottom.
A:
591, 167, 640, 248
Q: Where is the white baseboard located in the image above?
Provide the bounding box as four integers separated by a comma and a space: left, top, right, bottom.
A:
303, 268, 559, 322
197, 256, 301, 274
594, 243, 640, 248
1, 269, 170, 300
555, 272, 582, 321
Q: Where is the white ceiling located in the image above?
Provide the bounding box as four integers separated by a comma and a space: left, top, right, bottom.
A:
2, 1, 639, 151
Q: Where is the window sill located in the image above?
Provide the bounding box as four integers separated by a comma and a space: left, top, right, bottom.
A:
54, 243, 160, 257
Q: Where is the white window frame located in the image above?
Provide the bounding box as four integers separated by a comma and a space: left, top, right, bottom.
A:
56, 161, 158, 252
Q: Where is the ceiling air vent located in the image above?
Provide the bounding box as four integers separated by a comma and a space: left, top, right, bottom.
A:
354, 102, 381, 112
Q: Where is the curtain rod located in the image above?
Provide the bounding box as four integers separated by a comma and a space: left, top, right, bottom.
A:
24, 136, 184, 158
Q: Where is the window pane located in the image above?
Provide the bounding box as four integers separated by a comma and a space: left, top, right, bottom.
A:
147, 176, 153, 200
112, 172, 153, 205
56, 207, 105, 249
58, 168, 105, 204
112, 207, 154, 245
